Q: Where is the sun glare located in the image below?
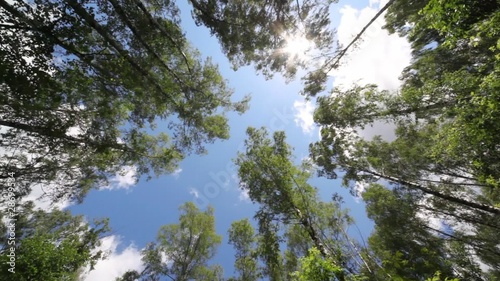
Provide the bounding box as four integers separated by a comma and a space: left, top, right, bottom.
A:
282, 34, 313, 61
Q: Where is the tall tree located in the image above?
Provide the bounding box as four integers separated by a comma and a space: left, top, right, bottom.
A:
0, 0, 249, 203
235, 127, 370, 281
362, 184, 463, 280
188, 0, 411, 97
290, 247, 344, 281
227, 219, 261, 281
188, 0, 335, 80
123, 202, 222, 281
310, 0, 500, 278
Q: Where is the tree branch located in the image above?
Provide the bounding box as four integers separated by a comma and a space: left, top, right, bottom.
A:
363, 169, 500, 215
323, 0, 396, 73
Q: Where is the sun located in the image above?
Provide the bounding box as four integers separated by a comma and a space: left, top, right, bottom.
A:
282, 33, 313, 61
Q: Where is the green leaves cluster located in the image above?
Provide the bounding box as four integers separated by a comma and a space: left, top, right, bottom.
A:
308, 0, 500, 279
117, 202, 222, 281
291, 247, 342, 281
143, 202, 222, 281
0, 202, 110, 281
0, 0, 249, 203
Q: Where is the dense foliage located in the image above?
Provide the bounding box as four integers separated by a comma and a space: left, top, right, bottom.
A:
0, 202, 109, 280
0, 0, 249, 203
310, 0, 500, 279
1, 0, 499, 280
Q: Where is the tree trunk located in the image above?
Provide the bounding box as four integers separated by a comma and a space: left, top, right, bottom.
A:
364, 169, 500, 215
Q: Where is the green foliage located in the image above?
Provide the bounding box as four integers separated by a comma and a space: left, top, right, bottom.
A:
3, 1, 500, 280
291, 247, 342, 281
426, 271, 460, 281
309, 1, 500, 279
189, 0, 335, 80
0, 201, 109, 280
235, 127, 370, 281
420, 0, 499, 46
138, 202, 222, 281
0, 0, 249, 203
362, 185, 459, 280
228, 219, 261, 281
236, 127, 298, 221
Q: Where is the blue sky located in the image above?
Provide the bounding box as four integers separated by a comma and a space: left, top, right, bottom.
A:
23, 0, 413, 279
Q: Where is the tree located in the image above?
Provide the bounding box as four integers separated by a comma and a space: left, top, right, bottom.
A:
228, 219, 261, 281
382, 0, 500, 190
188, 0, 335, 80
232, 128, 469, 280
362, 184, 459, 280
129, 202, 222, 281
236, 128, 333, 259
309, 0, 500, 278
188, 0, 410, 97
0, 0, 249, 203
290, 247, 343, 281
0, 201, 110, 280
235, 127, 370, 281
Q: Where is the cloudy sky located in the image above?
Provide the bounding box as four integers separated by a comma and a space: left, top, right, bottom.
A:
18, 0, 412, 279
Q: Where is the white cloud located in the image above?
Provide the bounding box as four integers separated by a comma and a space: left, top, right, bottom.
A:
13, 164, 137, 210
0, 126, 74, 210
231, 173, 239, 183
0, 133, 136, 209
172, 168, 182, 179
417, 206, 445, 231
358, 120, 397, 141
101, 165, 138, 190
238, 188, 250, 201
81, 235, 144, 281
160, 252, 172, 265
293, 99, 315, 134
354, 181, 369, 197
324, 1, 410, 142
189, 188, 200, 198
66, 125, 83, 138
331, 1, 412, 91
21, 185, 72, 211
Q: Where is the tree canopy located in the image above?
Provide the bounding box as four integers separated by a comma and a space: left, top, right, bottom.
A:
188, 0, 335, 80
0, 0, 249, 203
309, 0, 500, 278
116, 202, 223, 281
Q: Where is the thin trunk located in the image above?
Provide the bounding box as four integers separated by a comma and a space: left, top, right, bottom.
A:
423, 224, 500, 258
65, 0, 179, 108
0, 119, 127, 152
0, 22, 32, 30
419, 204, 500, 231
324, 0, 396, 73
133, 0, 192, 73
363, 169, 500, 215
417, 177, 487, 187
106, 0, 184, 85
65, 0, 145, 75
381, 100, 453, 119
188, 0, 245, 27
106, 0, 208, 106
300, 216, 346, 281
0, 0, 129, 91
